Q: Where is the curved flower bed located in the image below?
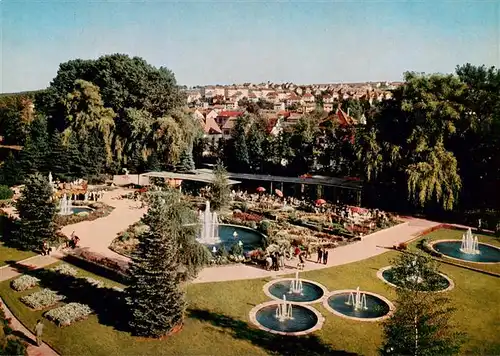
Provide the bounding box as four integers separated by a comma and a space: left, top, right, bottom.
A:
51, 264, 78, 277
45, 302, 93, 327
55, 201, 115, 226
21, 289, 65, 310
11, 275, 40, 292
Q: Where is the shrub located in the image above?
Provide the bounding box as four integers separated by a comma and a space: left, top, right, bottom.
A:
0, 186, 13, 200
232, 212, 262, 222
11, 275, 40, 292
45, 303, 93, 327
82, 277, 104, 288
3, 338, 27, 356
229, 242, 243, 256
51, 264, 78, 277
21, 289, 65, 310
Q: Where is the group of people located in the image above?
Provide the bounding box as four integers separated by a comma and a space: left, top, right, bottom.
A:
316, 248, 329, 264
266, 251, 286, 271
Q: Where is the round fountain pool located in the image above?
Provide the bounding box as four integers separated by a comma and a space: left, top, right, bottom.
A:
264, 278, 327, 304
206, 224, 264, 253
431, 240, 500, 263
378, 266, 453, 292
323, 290, 394, 321
249, 301, 324, 336
70, 206, 93, 214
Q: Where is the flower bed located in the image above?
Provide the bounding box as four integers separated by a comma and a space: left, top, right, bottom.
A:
51, 264, 78, 277
82, 277, 105, 288
109, 222, 149, 258
11, 275, 40, 292
45, 302, 93, 327
55, 201, 115, 226
20, 288, 65, 310
232, 212, 263, 222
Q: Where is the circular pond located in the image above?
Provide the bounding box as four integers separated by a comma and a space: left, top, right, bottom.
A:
206, 224, 264, 253
323, 290, 394, 321
378, 266, 454, 292
249, 301, 324, 336
264, 279, 327, 304
431, 240, 500, 263
71, 206, 93, 214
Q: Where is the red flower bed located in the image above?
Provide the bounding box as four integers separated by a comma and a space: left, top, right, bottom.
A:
232, 212, 262, 222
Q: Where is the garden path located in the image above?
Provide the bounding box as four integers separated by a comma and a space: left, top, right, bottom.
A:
59, 188, 146, 262
0, 297, 60, 356
192, 218, 440, 283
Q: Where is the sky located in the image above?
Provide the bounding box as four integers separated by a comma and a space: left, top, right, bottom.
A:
1, 0, 499, 93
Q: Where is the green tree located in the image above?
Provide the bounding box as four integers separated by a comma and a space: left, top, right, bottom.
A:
18, 115, 50, 178
229, 115, 250, 172
208, 161, 231, 212
15, 173, 57, 250
63, 79, 116, 164
176, 147, 195, 172
126, 191, 187, 337
0, 152, 21, 187
381, 253, 465, 356
246, 115, 267, 173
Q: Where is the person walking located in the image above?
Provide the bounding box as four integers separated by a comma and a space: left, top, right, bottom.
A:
34, 319, 44, 347
316, 248, 323, 263
323, 249, 329, 265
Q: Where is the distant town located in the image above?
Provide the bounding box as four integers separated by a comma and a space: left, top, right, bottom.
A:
184, 81, 403, 140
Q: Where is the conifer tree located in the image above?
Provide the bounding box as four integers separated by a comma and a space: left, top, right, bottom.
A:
126, 189, 198, 337
0, 151, 21, 187
15, 173, 57, 250
176, 147, 195, 172
48, 130, 71, 182
208, 161, 231, 212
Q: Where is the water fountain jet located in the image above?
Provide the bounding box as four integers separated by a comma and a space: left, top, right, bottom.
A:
275, 294, 293, 322
58, 194, 73, 215
196, 201, 221, 245
346, 287, 367, 311
460, 228, 480, 255
289, 271, 303, 295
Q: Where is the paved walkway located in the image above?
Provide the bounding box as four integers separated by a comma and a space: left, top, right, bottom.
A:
193, 218, 440, 283
0, 255, 58, 282
1, 297, 59, 356
60, 188, 146, 262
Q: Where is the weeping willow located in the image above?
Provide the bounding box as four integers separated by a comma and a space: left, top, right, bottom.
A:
406, 141, 461, 210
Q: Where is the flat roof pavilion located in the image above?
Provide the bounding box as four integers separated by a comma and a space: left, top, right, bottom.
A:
140, 171, 241, 185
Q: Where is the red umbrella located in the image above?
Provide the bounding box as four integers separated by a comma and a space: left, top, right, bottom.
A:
256, 187, 266, 193
315, 198, 326, 206
275, 189, 283, 197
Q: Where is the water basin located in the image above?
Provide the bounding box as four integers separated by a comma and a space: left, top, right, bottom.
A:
432, 240, 500, 263
266, 280, 325, 303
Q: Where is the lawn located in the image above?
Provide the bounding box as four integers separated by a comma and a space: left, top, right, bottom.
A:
0, 243, 35, 267
1, 249, 499, 356
410, 228, 500, 275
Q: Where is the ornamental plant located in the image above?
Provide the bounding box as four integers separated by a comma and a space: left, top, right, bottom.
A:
45, 302, 93, 327
21, 289, 65, 310
11, 275, 40, 292
51, 264, 78, 277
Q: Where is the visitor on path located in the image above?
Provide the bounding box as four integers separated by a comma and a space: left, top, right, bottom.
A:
41, 240, 50, 256
317, 248, 323, 263
279, 251, 285, 270
298, 252, 305, 270
34, 319, 44, 346
323, 249, 329, 265
272, 253, 279, 271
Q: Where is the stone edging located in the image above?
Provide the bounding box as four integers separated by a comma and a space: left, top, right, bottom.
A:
376, 266, 455, 293
322, 289, 395, 322
429, 239, 500, 265
248, 300, 324, 336
262, 277, 329, 305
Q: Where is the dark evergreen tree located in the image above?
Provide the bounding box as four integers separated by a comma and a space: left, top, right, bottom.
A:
48, 131, 71, 182
15, 173, 57, 250
126, 190, 197, 337
176, 147, 195, 172
229, 116, 250, 172
18, 115, 49, 178
0, 152, 21, 187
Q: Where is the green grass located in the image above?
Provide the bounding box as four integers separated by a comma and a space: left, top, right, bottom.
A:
410, 228, 500, 275
0, 243, 35, 267
1, 250, 499, 356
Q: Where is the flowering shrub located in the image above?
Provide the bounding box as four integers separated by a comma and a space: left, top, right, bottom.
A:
21, 289, 65, 310
233, 212, 262, 222
51, 264, 78, 277
11, 275, 40, 292
83, 277, 104, 288
45, 302, 93, 327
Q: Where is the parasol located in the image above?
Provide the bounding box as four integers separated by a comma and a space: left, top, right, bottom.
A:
274, 189, 283, 197
315, 198, 326, 206
256, 187, 266, 193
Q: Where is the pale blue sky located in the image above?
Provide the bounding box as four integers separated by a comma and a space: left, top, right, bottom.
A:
1, 0, 499, 93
